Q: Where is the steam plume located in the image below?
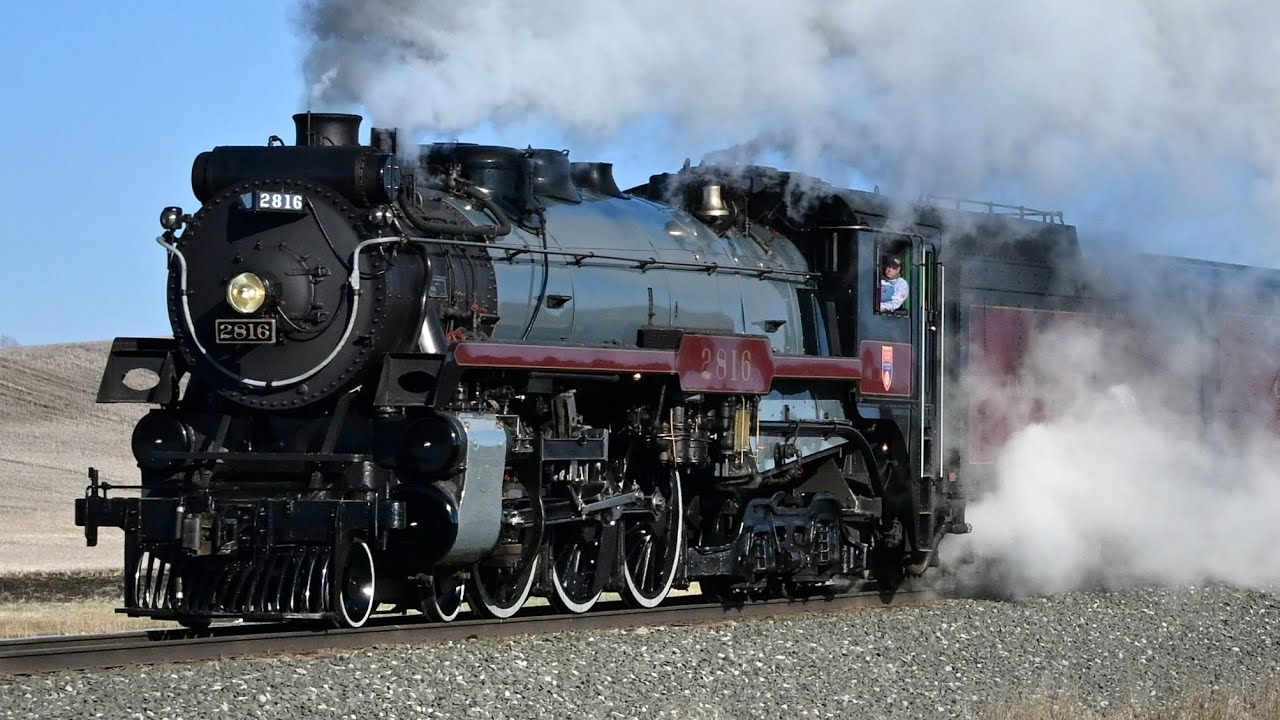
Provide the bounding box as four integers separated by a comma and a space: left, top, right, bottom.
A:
298, 0, 1280, 260
945, 310, 1280, 595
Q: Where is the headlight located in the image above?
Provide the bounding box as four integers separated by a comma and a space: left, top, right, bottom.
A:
226, 272, 268, 314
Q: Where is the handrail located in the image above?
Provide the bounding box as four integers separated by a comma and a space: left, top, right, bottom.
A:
404, 235, 819, 280
938, 263, 946, 479
921, 194, 1064, 224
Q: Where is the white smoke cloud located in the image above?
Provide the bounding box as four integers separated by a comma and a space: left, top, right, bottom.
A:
944, 314, 1280, 595
297, 0, 1280, 261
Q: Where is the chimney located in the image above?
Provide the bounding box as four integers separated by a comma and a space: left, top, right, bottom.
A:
293, 112, 363, 147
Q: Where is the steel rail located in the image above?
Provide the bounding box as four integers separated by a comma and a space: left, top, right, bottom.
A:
0, 588, 936, 675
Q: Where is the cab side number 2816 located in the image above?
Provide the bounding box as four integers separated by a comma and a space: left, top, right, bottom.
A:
701, 346, 753, 382
675, 335, 775, 394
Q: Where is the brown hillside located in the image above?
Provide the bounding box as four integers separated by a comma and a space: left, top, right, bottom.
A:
0, 342, 144, 571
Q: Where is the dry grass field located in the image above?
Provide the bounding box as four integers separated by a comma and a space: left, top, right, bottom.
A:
0, 342, 144, 573
0, 571, 157, 637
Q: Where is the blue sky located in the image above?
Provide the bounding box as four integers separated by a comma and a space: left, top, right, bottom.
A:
0, 3, 308, 345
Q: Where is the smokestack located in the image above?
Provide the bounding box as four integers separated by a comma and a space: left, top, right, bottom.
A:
293, 112, 363, 147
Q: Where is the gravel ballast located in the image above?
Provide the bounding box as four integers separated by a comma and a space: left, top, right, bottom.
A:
2, 584, 1277, 719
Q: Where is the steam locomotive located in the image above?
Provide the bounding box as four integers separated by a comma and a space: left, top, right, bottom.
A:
75, 111, 1106, 627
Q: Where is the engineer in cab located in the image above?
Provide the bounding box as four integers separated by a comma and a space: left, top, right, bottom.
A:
880, 256, 909, 312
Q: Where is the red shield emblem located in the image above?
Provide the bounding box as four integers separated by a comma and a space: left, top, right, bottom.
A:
881, 346, 894, 391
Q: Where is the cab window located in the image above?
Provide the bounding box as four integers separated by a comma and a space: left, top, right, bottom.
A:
875, 240, 912, 317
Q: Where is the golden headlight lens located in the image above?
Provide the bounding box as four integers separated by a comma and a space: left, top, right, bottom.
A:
226, 272, 268, 314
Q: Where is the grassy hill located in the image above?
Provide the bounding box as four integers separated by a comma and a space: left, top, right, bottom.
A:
0, 342, 144, 572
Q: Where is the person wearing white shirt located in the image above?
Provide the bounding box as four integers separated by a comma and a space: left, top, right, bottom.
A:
879, 256, 909, 312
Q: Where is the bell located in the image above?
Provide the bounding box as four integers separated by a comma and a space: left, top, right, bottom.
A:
697, 184, 730, 218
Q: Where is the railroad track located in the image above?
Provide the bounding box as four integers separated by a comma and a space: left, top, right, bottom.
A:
0, 588, 935, 675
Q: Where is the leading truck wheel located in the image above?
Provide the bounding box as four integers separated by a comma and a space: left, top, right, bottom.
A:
469, 555, 539, 619
334, 540, 376, 628
422, 570, 466, 623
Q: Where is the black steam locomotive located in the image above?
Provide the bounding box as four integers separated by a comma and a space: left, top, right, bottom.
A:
75, 111, 1043, 628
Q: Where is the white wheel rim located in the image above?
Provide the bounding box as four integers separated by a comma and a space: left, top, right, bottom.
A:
473, 556, 538, 620
622, 470, 684, 608
549, 551, 602, 614
429, 576, 464, 622
338, 540, 376, 628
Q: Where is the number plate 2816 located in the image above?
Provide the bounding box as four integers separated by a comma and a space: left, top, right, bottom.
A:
252, 191, 305, 213
215, 319, 276, 344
